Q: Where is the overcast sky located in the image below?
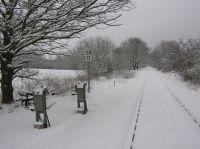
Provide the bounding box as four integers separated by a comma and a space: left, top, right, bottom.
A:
82, 0, 200, 48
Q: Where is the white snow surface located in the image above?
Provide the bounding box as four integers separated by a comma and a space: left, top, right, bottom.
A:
132, 69, 200, 149
0, 68, 200, 149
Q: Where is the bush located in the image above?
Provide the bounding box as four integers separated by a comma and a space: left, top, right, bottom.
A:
114, 70, 135, 79
183, 65, 200, 84
14, 73, 87, 99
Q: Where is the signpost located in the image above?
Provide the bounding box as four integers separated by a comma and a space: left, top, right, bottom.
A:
85, 50, 92, 93
85, 50, 92, 61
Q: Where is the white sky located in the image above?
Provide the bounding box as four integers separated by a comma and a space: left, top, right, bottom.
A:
81, 0, 200, 48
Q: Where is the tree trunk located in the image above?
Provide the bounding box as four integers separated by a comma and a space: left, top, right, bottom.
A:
1, 30, 14, 104
1, 64, 14, 104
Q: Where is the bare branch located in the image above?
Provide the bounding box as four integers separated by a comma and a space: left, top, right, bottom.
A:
0, 0, 134, 75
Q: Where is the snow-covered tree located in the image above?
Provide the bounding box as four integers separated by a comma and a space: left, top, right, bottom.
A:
112, 47, 130, 70
150, 39, 200, 83
0, 0, 134, 103
121, 37, 149, 70
75, 36, 115, 76
151, 40, 179, 71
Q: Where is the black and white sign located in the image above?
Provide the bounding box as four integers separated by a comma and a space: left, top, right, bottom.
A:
85, 50, 92, 55
86, 55, 92, 62
85, 50, 92, 62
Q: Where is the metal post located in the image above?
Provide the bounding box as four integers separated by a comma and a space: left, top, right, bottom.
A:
87, 62, 90, 93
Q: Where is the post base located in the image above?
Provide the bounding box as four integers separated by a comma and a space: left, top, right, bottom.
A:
34, 122, 47, 129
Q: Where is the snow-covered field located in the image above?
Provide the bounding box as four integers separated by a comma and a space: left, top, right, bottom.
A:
32, 69, 85, 78
12, 69, 85, 92
0, 68, 200, 149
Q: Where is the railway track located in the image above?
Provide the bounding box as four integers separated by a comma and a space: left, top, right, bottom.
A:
162, 80, 200, 128
125, 70, 200, 149
128, 72, 147, 149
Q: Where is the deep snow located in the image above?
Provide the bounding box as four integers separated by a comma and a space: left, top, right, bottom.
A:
0, 68, 200, 149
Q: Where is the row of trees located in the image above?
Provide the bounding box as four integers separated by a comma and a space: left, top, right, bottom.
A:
75, 37, 150, 73
150, 38, 200, 83
70, 36, 150, 77
27, 36, 150, 77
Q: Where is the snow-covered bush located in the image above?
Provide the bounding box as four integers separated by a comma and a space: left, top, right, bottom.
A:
114, 70, 135, 79
13, 75, 86, 100
183, 65, 200, 84
42, 76, 77, 95
151, 38, 200, 85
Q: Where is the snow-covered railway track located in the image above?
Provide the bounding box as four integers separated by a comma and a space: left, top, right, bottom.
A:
162, 81, 200, 128
125, 69, 200, 149
128, 72, 147, 149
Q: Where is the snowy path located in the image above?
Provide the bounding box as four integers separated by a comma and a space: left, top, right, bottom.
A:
1, 68, 200, 149
132, 69, 200, 149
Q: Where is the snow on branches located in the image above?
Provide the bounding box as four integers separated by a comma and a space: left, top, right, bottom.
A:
0, 0, 134, 71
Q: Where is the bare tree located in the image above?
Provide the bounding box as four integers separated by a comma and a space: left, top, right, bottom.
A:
75, 36, 115, 76
121, 37, 149, 70
93, 36, 115, 73
151, 40, 179, 71
112, 47, 130, 70
0, 0, 134, 103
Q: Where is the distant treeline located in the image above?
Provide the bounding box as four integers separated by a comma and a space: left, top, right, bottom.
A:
26, 36, 150, 72
25, 55, 84, 70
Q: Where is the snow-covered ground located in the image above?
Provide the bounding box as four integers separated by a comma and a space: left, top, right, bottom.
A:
0, 68, 200, 149
132, 69, 200, 149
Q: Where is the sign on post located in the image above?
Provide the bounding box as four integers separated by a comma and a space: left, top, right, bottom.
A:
86, 55, 92, 62
86, 50, 92, 55
85, 50, 92, 62
85, 50, 92, 93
